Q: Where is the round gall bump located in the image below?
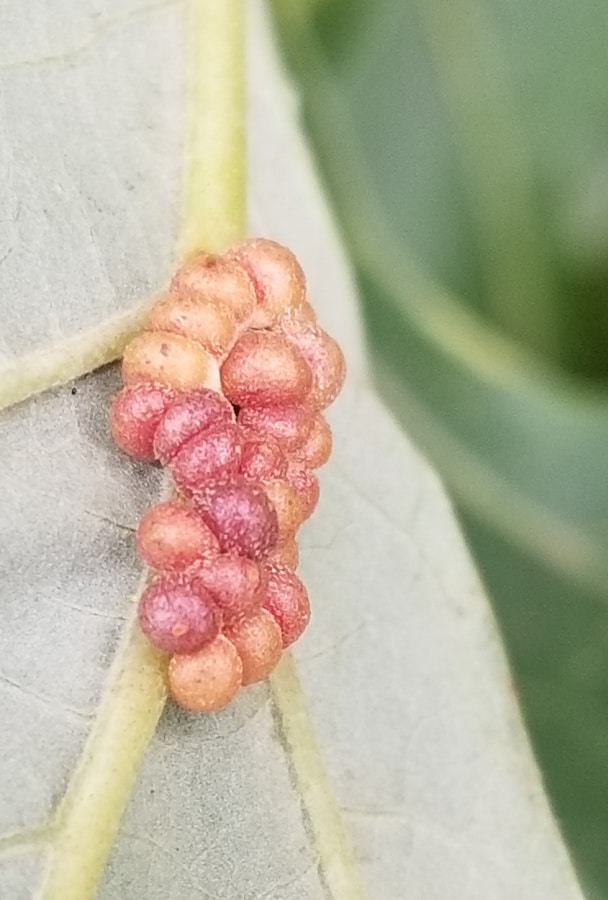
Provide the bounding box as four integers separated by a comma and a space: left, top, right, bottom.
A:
122, 331, 220, 392
227, 238, 306, 328
220, 331, 312, 408
138, 573, 220, 655
193, 475, 279, 560
171, 253, 256, 324
263, 564, 310, 647
170, 423, 242, 496
153, 388, 235, 465
146, 292, 238, 359
109, 382, 176, 460
136, 501, 220, 571
293, 414, 332, 468
262, 479, 305, 543
238, 405, 314, 453
226, 610, 283, 685
168, 635, 243, 712
190, 554, 265, 625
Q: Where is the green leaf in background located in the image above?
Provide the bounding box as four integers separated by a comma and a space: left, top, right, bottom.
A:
270, 0, 608, 895
0, 0, 586, 897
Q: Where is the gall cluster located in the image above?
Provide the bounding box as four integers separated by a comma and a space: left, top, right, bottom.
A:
110, 239, 345, 712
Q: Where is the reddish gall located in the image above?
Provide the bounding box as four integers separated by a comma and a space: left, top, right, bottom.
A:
153, 388, 234, 464
146, 292, 238, 358
190, 554, 265, 625
193, 475, 279, 559
168, 635, 243, 711
227, 238, 306, 328
138, 573, 220, 654
170, 423, 242, 495
122, 331, 220, 392
263, 564, 310, 647
170, 253, 256, 323
238, 405, 314, 453
136, 501, 220, 571
226, 610, 283, 685
220, 331, 312, 408
109, 382, 176, 460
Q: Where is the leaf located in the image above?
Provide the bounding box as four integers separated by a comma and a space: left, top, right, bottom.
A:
0, 1, 583, 898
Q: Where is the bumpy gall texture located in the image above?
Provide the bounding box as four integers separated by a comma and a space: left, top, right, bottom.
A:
239, 431, 288, 481
168, 635, 243, 712
263, 564, 310, 647
110, 238, 346, 713
193, 475, 279, 559
226, 609, 283, 685
153, 388, 234, 465
286, 461, 320, 520
170, 253, 256, 324
146, 292, 238, 358
109, 382, 176, 460
282, 322, 346, 410
262, 479, 305, 543
138, 574, 220, 654
122, 331, 220, 392
136, 501, 220, 571
190, 554, 265, 625
220, 331, 312, 408
263, 535, 299, 570
292, 414, 332, 468
227, 238, 306, 328
170, 423, 242, 495
238, 404, 314, 453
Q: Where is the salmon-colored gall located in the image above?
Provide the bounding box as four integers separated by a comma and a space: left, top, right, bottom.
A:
146, 292, 238, 359
138, 573, 220, 654
153, 388, 234, 465
262, 479, 305, 542
170, 253, 256, 324
263, 564, 310, 647
109, 382, 176, 460
284, 326, 346, 410
168, 635, 243, 712
170, 423, 242, 496
190, 554, 266, 625
238, 404, 314, 453
122, 331, 220, 392
286, 462, 320, 520
226, 610, 283, 686
263, 535, 300, 570
193, 475, 279, 560
239, 431, 288, 481
220, 331, 312, 408
227, 238, 306, 328
136, 501, 220, 571
292, 414, 332, 468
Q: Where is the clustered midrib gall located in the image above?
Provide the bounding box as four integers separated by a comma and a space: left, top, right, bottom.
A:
109, 238, 346, 713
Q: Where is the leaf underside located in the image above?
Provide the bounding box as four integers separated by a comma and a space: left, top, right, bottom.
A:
0, 1, 583, 898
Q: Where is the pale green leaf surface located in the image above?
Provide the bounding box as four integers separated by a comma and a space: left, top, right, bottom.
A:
0, 1, 583, 898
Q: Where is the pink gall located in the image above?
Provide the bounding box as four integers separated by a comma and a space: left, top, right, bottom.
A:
193, 475, 279, 560
136, 500, 220, 571
138, 573, 220, 655
227, 238, 306, 328
153, 388, 235, 465
220, 331, 312, 409
109, 382, 176, 460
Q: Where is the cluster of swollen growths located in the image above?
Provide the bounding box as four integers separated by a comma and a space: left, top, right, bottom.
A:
109, 238, 346, 712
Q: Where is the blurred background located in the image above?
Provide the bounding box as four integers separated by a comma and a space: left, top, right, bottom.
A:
271, 0, 608, 896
